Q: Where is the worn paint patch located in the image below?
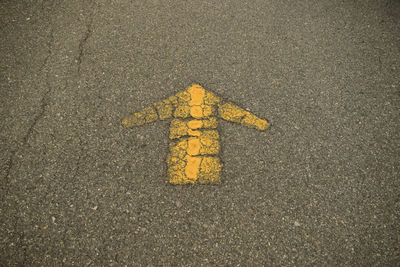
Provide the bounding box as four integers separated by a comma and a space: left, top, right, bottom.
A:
218, 102, 269, 130
122, 84, 269, 185
122, 106, 158, 127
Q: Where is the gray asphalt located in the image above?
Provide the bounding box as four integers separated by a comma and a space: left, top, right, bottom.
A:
1, 0, 399, 265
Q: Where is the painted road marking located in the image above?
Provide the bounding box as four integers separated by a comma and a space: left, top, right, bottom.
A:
122, 84, 269, 185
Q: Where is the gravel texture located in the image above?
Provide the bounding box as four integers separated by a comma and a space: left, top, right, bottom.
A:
1, 0, 399, 265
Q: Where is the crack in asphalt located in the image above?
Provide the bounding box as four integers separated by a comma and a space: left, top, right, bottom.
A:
77, 16, 93, 75
22, 78, 53, 146
38, 27, 54, 73
2, 27, 54, 196
2, 2, 98, 263
3, 157, 13, 192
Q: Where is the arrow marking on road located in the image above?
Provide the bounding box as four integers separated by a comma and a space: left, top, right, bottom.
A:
122, 84, 269, 185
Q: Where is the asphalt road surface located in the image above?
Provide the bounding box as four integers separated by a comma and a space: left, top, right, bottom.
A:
1, 0, 399, 265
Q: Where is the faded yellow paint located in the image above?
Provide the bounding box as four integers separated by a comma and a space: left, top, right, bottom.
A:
218, 102, 247, 123
169, 139, 187, 159
202, 129, 219, 139
174, 104, 190, 118
168, 158, 186, 184
202, 105, 213, 117
177, 90, 190, 101
199, 132, 220, 155
204, 91, 221, 105
154, 99, 174, 120
218, 102, 269, 130
122, 83, 269, 185
169, 119, 187, 139
122, 106, 158, 127
203, 117, 217, 128
198, 156, 221, 183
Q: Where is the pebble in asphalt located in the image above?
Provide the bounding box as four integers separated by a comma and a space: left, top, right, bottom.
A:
1, 0, 399, 265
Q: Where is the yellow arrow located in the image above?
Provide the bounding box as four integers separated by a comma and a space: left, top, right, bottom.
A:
122, 84, 269, 185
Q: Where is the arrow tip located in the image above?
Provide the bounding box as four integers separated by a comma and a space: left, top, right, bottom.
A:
257, 119, 269, 131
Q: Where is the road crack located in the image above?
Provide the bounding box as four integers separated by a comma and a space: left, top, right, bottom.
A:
77, 15, 93, 75
2, 27, 55, 195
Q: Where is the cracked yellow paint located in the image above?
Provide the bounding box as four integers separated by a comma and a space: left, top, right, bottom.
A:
169, 119, 187, 139
218, 102, 268, 131
122, 106, 158, 127
198, 156, 221, 183
188, 129, 201, 136
203, 117, 218, 128
122, 84, 269, 184
154, 99, 174, 120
